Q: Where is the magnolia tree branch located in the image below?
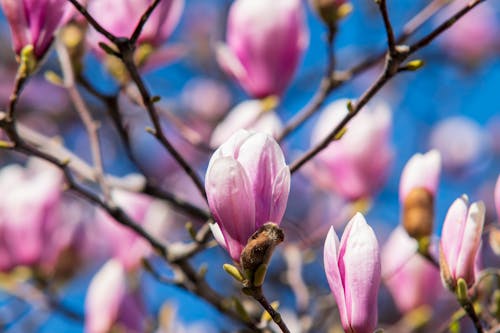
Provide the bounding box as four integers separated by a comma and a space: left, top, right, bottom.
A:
55, 37, 111, 203
74, 75, 212, 220
289, 0, 486, 173
1, 69, 254, 330
66, 0, 208, 202
277, 0, 455, 141
130, 0, 162, 43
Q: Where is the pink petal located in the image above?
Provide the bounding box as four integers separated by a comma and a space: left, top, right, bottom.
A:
323, 226, 348, 327
399, 150, 441, 201
440, 196, 468, 280
205, 157, 256, 261
338, 213, 380, 333
454, 201, 485, 285
85, 260, 127, 333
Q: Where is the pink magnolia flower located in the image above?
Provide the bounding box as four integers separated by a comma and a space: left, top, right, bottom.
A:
324, 213, 381, 333
429, 117, 487, 172
438, 1, 498, 63
311, 99, 393, 200
210, 100, 283, 148
85, 260, 146, 333
217, 0, 309, 98
382, 227, 442, 313
0, 0, 74, 59
96, 188, 170, 271
87, 0, 184, 58
440, 196, 485, 289
0, 159, 72, 273
206, 129, 290, 262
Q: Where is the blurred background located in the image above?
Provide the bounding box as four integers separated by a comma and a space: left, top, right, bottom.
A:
0, 0, 499, 332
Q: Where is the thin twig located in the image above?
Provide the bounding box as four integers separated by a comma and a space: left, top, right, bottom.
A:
119, 47, 207, 200
278, 0, 455, 141
56, 37, 111, 203
277, 25, 337, 142
289, 0, 486, 173
245, 286, 291, 333
377, 0, 397, 53
66, 0, 118, 43
409, 0, 485, 53
75, 76, 212, 220
130, 0, 162, 44
67, 0, 208, 201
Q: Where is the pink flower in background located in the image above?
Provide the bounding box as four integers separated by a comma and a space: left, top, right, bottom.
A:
210, 100, 283, 148
181, 78, 231, 121
440, 196, 485, 289
85, 260, 146, 333
311, 99, 393, 200
399, 150, 441, 202
206, 129, 290, 262
429, 117, 487, 172
438, 1, 498, 63
0, 159, 73, 273
324, 213, 381, 333
382, 227, 443, 313
97, 188, 170, 271
0, 0, 74, 59
217, 0, 309, 98
87, 0, 184, 57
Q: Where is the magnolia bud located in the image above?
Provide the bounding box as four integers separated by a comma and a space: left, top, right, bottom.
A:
309, 0, 352, 27
402, 188, 434, 239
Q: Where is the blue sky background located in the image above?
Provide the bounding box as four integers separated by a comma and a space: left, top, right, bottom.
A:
0, 0, 499, 332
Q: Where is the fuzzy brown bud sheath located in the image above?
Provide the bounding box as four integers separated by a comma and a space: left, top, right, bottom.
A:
402, 188, 434, 240
240, 222, 284, 283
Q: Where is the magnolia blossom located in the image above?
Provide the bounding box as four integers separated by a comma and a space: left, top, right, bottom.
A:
210, 100, 283, 148
0, 160, 72, 273
87, 0, 184, 59
0, 0, 74, 59
382, 227, 442, 313
217, 0, 309, 98
310, 99, 393, 200
440, 196, 485, 289
429, 117, 487, 171
324, 213, 381, 333
438, 0, 497, 63
205, 129, 290, 262
85, 260, 146, 333
97, 188, 170, 271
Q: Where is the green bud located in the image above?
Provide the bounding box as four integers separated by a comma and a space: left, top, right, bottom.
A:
223, 263, 244, 283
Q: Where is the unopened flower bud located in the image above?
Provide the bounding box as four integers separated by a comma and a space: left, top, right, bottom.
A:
440, 196, 484, 290
309, 0, 352, 27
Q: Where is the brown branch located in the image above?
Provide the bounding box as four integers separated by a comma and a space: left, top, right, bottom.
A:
66, 0, 118, 43
289, 0, 486, 173
278, 0, 455, 141
130, 0, 162, 44
118, 45, 207, 201
56, 37, 111, 203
